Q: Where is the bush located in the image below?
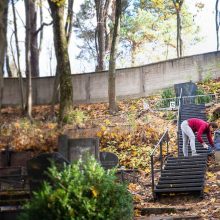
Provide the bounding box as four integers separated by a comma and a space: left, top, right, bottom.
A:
195, 88, 212, 104
161, 87, 175, 99
63, 109, 88, 125
19, 157, 133, 220
156, 88, 175, 108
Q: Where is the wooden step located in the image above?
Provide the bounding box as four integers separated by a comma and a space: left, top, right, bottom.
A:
158, 178, 204, 184
164, 164, 206, 169
154, 186, 203, 193
156, 182, 203, 189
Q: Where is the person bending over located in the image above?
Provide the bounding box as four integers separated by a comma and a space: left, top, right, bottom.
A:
181, 118, 218, 156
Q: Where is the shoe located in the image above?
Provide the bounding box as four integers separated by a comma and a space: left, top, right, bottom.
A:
192, 153, 200, 156
207, 146, 214, 156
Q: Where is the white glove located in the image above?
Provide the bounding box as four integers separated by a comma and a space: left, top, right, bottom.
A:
202, 143, 209, 149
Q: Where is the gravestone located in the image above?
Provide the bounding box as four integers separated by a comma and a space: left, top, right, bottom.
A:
58, 135, 99, 163
174, 82, 197, 97
214, 130, 220, 163
27, 152, 69, 192
100, 152, 119, 169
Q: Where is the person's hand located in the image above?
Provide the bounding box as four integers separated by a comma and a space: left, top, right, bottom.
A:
202, 143, 209, 149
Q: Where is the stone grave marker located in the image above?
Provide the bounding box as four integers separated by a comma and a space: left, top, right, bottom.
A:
174, 81, 197, 97
100, 152, 119, 169
27, 152, 69, 192
58, 135, 99, 163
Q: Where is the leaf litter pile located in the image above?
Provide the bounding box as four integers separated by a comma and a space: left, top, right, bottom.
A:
1, 80, 220, 219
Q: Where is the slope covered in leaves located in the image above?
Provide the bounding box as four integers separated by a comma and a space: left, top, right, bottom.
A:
0, 78, 220, 219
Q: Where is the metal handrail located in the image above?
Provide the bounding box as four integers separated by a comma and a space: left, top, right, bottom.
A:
150, 128, 169, 197
154, 93, 216, 110
177, 89, 183, 157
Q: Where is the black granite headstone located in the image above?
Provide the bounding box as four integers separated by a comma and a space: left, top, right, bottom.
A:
58, 135, 99, 162
100, 152, 119, 169
174, 82, 197, 97
27, 152, 69, 192
214, 130, 220, 150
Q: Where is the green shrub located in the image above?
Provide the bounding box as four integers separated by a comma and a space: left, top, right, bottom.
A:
156, 88, 175, 108
195, 88, 212, 104
161, 88, 175, 99
19, 157, 133, 220
63, 109, 88, 125
164, 111, 176, 120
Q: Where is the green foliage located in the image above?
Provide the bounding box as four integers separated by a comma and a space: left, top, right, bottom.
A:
203, 71, 213, 83
163, 111, 176, 120
19, 157, 133, 220
156, 88, 175, 108
63, 109, 88, 125
161, 88, 175, 99
127, 111, 137, 131
195, 88, 212, 104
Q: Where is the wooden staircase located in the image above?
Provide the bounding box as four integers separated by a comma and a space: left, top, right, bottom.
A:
154, 104, 210, 198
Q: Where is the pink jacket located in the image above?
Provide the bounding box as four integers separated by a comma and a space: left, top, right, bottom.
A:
188, 118, 214, 147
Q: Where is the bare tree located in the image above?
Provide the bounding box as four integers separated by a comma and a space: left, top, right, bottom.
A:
95, 0, 113, 71
172, 0, 184, 58
108, 0, 122, 114
0, 0, 9, 109
30, 0, 39, 77
216, 0, 220, 51
65, 0, 74, 46
12, 0, 25, 110
24, 0, 33, 120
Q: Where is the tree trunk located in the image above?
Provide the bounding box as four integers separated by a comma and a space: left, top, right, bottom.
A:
50, 0, 74, 116
216, 0, 220, 51
6, 54, 12, 77
176, 11, 180, 57
30, 0, 39, 77
173, 0, 184, 58
108, 0, 121, 114
12, 0, 25, 110
25, 0, 33, 120
65, 0, 74, 45
47, 0, 73, 124
95, 0, 113, 71
39, 0, 43, 52
0, 0, 8, 109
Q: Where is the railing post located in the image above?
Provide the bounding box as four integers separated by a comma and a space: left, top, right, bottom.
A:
160, 142, 163, 172
166, 131, 169, 156
150, 155, 155, 196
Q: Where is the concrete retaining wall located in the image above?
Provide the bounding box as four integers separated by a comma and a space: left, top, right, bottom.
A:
3, 51, 220, 105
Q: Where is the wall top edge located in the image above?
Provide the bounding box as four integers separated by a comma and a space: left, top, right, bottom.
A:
5, 50, 220, 79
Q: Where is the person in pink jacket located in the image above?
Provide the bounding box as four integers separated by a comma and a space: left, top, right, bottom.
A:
181, 118, 218, 156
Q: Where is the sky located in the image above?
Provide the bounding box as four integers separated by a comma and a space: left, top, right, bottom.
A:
185, 0, 217, 55
7, 0, 219, 76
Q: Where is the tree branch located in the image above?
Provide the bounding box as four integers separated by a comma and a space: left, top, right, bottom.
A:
34, 21, 53, 36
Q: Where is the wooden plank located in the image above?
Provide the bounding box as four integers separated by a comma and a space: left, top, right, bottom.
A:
154, 186, 203, 193
159, 174, 204, 180
161, 171, 205, 177
166, 161, 206, 165
158, 178, 204, 184
156, 182, 203, 189
167, 158, 206, 162
163, 167, 205, 172
164, 164, 206, 169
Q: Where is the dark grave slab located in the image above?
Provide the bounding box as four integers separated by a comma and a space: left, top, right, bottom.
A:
0, 167, 26, 191
174, 82, 197, 97
27, 152, 69, 192
100, 152, 119, 169
58, 135, 99, 162
0, 149, 33, 167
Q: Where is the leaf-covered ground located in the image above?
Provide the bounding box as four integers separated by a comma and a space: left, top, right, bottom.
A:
0, 79, 220, 219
